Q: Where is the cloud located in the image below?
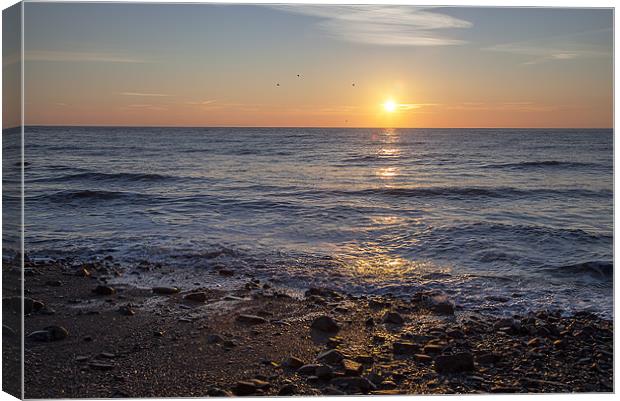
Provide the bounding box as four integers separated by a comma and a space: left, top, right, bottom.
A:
24, 50, 147, 63
271, 5, 472, 46
484, 29, 611, 65
120, 92, 170, 97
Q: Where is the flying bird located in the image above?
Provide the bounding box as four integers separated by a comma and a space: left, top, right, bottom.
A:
276, 83, 280, 87
297, 74, 301, 78
352, 83, 355, 87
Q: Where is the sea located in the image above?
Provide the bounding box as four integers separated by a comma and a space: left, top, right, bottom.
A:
5, 126, 614, 317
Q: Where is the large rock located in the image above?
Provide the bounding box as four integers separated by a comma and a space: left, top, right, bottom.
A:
282, 356, 305, 370
317, 349, 345, 365
297, 364, 320, 376
27, 325, 69, 342
392, 342, 420, 355
152, 286, 180, 295
342, 359, 363, 376
184, 292, 208, 302
93, 285, 116, 296
232, 381, 257, 396
311, 315, 340, 333
414, 290, 455, 315
382, 311, 404, 325
330, 377, 376, 394
434, 352, 475, 373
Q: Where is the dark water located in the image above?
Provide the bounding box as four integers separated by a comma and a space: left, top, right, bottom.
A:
13, 126, 614, 316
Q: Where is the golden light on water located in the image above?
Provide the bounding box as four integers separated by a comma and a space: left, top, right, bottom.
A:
377, 166, 398, 179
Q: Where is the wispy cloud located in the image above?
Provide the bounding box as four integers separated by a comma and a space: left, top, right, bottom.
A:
445, 101, 570, 112
120, 92, 170, 97
484, 28, 611, 65
25, 50, 147, 63
271, 5, 472, 46
185, 100, 217, 105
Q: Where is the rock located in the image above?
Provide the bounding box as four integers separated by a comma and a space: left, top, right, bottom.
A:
236, 314, 267, 324
28, 325, 69, 342
76, 267, 91, 277
207, 388, 233, 397
423, 344, 444, 354
218, 269, 234, 277
330, 377, 376, 393
100, 352, 115, 359
232, 381, 257, 396
392, 342, 420, 355
184, 292, 208, 302
305, 287, 341, 299
365, 317, 375, 327
342, 359, 363, 376
367, 371, 385, 386
527, 337, 541, 347
282, 356, 305, 369
316, 365, 334, 379
414, 354, 433, 363
434, 352, 475, 373
354, 354, 374, 364
311, 315, 340, 333
93, 285, 116, 296
206, 334, 224, 344
152, 286, 179, 295
28, 330, 52, 342
278, 384, 297, 395
447, 329, 465, 339
46, 325, 69, 341
322, 386, 345, 395
317, 349, 345, 365
89, 362, 114, 371
383, 311, 404, 325
46, 280, 63, 287
297, 364, 320, 376
415, 290, 455, 315
118, 305, 135, 316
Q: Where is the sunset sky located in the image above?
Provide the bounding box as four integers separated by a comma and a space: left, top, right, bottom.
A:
17, 3, 614, 127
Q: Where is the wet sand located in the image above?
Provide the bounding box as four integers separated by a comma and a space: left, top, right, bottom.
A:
3, 257, 613, 398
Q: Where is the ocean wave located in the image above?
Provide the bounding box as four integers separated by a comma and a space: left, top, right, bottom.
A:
542, 261, 613, 280
482, 160, 604, 169
324, 186, 611, 200
30, 171, 174, 183
32, 189, 158, 203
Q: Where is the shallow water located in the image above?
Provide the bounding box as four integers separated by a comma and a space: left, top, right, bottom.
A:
12, 126, 613, 316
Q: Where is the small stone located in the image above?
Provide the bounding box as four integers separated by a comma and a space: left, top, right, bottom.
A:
218, 269, 234, 276
207, 387, 233, 397
383, 311, 404, 325
311, 315, 340, 333
297, 364, 320, 375
434, 352, 475, 373
354, 355, 374, 364
278, 384, 297, 395
342, 359, 363, 376
527, 338, 541, 347
236, 314, 267, 324
89, 362, 114, 371
152, 286, 179, 295
93, 285, 116, 296
365, 317, 375, 327
330, 377, 376, 394
28, 330, 51, 342
233, 381, 257, 396
392, 341, 420, 355
414, 354, 433, 363
76, 267, 91, 277
118, 305, 135, 316
317, 349, 345, 365
184, 292, 208, 302
46, 280, 63, 287
423, 344, 444, 354
282, 356, 305, 369
99, 352, 116, 359
206, 334, 224, 344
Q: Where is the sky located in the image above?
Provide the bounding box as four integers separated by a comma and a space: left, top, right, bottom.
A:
12, 2, 614, 127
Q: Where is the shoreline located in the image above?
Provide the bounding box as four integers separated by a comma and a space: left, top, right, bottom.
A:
4, 256, 614, 397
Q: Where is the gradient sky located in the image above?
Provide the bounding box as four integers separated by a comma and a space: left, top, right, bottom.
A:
17, 2, 613, 127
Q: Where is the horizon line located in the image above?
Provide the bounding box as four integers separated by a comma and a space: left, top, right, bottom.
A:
4, 124, 614, 130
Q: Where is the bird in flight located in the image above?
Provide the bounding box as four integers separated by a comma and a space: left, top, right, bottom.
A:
352, 83, 355, 87
297, 74, 301, 78
276, 83, 280, 87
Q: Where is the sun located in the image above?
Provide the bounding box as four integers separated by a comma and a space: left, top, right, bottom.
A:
383, 100, 397, 113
